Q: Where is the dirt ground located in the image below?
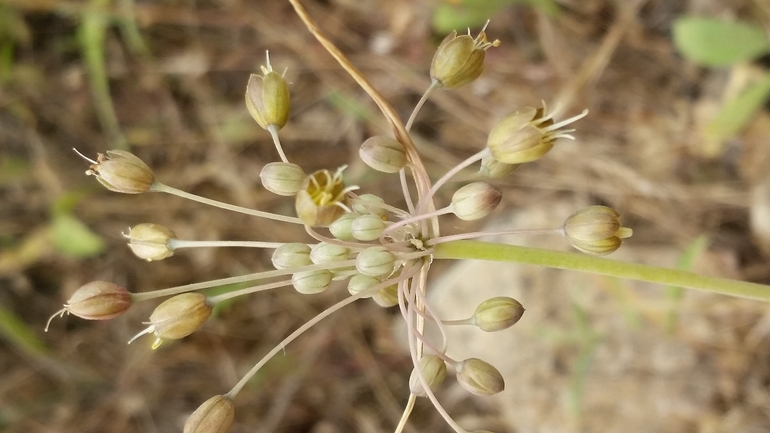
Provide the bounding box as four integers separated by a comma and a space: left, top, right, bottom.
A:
2, 0, 770, 432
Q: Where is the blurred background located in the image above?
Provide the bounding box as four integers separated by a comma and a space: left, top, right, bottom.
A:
2, 0, 770, 432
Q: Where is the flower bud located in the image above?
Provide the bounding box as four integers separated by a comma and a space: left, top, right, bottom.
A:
479, 155, 518, 179
271, 243, 312, 269
359, 136, 407, 173
355, 246, 395, 277
372, 284, 399, 308
260, 162, 306, 196
46, 281, 132, 331
347, 274, 379, 297
292, 269, 332, 294
328, 213, 359, 241
472, 297, 525, 332
245, 53, 290, 130
295, 167, 356, 227
183, 395, 235, 433
563, 205, 633, 256
124, 223, 175, 261
451, 182, 502, 221
455, 358, 505, 396
352, 194, 387, 216
85, 150, 154, 194
309, 242, 350, 264
351, 215, 387, 241
487, 105, 588, 164
129, 293, 212, 349
409, 355, 448, 397
430, 27, 500, 89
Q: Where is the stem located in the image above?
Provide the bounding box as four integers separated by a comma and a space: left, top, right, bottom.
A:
150, 181, 303, 224
433, 240, 770, 302
168, 239, 287, 250
417, 148, 489, 213
208, 279, 293, 304
268, 124, 289, 163
427, 228, 564, 246
405, 83, 438, 132
394, 394, 416, 433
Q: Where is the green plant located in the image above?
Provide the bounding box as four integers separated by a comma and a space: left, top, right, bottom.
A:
46, 2, 770, 433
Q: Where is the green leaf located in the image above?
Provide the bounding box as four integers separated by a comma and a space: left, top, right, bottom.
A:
51, 214, 106, 258
432, 0, 558, 33
702, 72, 770, 156
0, 304, 49, 356
673, 17, 770, 67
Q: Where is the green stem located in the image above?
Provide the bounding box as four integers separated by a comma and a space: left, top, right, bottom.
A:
433, 240, 770, 302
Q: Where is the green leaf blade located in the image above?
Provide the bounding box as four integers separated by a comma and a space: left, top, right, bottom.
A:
673, 17, 770, 67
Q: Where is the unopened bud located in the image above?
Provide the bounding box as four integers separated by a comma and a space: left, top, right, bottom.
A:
472, 297, 525, 332
183, 395, 235, 433
130, 293, 212, 349
292, 269, 332, 294
271, 243, 312, 269
430, 26, 500, 89
329, 213, 359, 241
347, 274, 379, 297
245, 53, 290, 130
487, 105, 588, 164
352, 194, 387, 216
84, 150, 154, 194
46, 281, 132, 330
295, 167, 356, 227
479, 155, 518, 178
310, 242, 350, 264
260, 162, 306, 196
355, 246, 395, 277
359, 136, 407, 173
351, 215, 387, 241
563, 205, 633, 255
451, 182, 502, 221
124, 223, 175, 261
372, 284, 399, 308
409, 355, 448, 397
455, 358, 505, 396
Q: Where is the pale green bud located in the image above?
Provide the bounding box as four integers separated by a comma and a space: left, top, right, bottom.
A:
347, 274, 379, 297
451, 182, 502, 221
352, 194, 387, 216
85, 150, 154, 194
260, 162, 306, 196
409, 355, 448, 397
472, 297, 525, 332
292, 269, 332, 294
359, 136, 407, 173
245, 54, 290, 130
372, 284, 399, 308
563, 205, 633, 256
183, 395, 235, 433
132, 293, 212, 349
124, 223, 175, 261
355, 246, 395, 277
310, 242, 350, 264
455, 358, 505, 396
430, 28, 500, 89
351, 215, 387, 241
328, 213, 360, 241
271, 243, 311, 269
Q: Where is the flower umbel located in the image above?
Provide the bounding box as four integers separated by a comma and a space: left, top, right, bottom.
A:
54, 4, 770, 433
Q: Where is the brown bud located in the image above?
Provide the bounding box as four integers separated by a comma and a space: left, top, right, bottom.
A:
46, 281, 132, 331
563, 205, 633, 255
85, 150, 154, 194
183, 395, 235, 433
451, 182, 502, 221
